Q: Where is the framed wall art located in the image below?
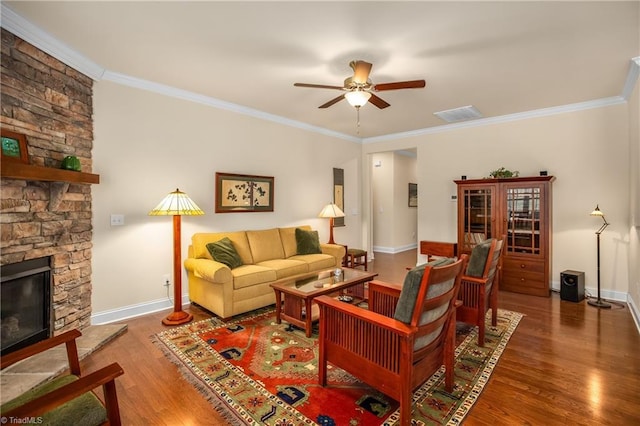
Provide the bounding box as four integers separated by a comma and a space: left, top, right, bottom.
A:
215, 172, 274, 213
333, 168, 344, 227
408, 183, 418, 207
1, 129, 28, 164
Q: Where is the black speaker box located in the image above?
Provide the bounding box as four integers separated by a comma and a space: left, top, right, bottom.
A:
560, 270, 585, 302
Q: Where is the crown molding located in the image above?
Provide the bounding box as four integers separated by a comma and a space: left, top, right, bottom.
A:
0, 4, 104, 80
622, 56, 640, 100
363, 96, 627, 144
102, 71, 360, 143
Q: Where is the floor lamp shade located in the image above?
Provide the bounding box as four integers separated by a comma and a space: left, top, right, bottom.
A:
318, 203, 345, 245
588, 205, 611, 309
149, 189, 204, 325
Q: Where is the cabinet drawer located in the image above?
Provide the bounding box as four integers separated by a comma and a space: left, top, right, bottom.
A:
502, 272, 545, 289
501, 271, 549, 297
503, 258, 545, 274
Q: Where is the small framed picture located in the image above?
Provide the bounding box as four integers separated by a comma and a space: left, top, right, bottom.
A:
1, 129, 29, 164
408, 183, 418, 207
215, 172, 274, 213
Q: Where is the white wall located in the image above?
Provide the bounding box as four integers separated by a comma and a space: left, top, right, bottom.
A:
392, 153, 418, 250
371, 152, 394, 250
371, 152, 417, 253
628, 59, 640, 323
364, 104, 632, 298
91, 81, 362, 320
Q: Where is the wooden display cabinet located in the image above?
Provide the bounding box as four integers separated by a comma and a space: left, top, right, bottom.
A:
454, 176, 554, 297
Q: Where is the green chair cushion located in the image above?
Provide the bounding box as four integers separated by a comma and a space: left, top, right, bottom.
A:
393, 257, 454, 324
0, 374, 107, 426
295, 228, 321, 255
347, 248, 366, 256
206, 237, 244, 269
466, 239, 492, 277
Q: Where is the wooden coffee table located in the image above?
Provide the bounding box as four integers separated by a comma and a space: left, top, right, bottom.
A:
270, 268, 378, 337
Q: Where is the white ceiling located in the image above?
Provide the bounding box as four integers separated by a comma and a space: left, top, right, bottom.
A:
3, 1, 640, 140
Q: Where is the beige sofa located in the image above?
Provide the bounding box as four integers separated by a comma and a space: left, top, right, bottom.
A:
184, 226, 345, 319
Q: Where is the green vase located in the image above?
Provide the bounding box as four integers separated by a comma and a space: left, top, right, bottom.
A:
61, 156, 81, 171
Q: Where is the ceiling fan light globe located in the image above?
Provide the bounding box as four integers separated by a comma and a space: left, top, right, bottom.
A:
345, 90, 371, 107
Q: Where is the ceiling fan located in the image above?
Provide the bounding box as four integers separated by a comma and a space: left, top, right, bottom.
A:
294, 60, 426, 109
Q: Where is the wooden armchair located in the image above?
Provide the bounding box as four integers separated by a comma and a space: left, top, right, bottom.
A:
0, 329, 124, 425
316, 255, 468, 426
457, 237, 504, 346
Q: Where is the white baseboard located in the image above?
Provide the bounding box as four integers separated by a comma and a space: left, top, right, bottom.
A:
91, 295, 190, 324
627, 295, 640, 335
372, 243, 417, 254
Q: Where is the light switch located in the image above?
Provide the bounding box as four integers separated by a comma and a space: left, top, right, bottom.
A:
110, 214, 125, 226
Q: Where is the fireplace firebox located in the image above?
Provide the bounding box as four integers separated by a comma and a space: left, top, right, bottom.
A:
1, 257, 52, 356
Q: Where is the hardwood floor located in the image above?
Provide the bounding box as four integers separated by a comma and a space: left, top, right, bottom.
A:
83, 250, 640, 425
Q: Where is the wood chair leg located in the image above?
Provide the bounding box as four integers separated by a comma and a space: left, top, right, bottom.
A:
399, 386, 412, 426
478, 310, 486, 347
103, 380, 122, 426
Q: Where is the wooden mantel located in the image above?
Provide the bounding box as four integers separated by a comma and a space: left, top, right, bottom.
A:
1, 161, 100, 184
1, 161, 100, 210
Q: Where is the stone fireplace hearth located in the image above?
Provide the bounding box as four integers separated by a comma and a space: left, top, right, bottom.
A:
1, 28, 96, 336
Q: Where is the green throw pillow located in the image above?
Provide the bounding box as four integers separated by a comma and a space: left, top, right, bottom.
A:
466, 239, 492, 277
206, 237, 243, 269
393, 257, 454, 324
295, 228, 321, 255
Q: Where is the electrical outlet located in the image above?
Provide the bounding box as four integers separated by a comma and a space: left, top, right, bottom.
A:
163, 274, 171, 287
110, 214, 125, 226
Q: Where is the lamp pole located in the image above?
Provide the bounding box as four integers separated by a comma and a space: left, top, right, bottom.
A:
588, 205, 611, 309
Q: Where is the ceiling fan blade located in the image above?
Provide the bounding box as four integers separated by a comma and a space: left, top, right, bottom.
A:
319, 95, 345, 109
374, 80, 426, 91
368, 93, 391, 109
351, 60, 372, 84
294, 83, 345, 90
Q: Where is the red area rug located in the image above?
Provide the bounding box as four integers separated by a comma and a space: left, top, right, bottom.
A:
153, 308, 522, 425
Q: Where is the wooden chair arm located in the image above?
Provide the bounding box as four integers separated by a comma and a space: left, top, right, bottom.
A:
315, 295, 414, 337
460, 275, 489, 286
368, 280, 402, 295
1, 329, 82, 370
2, 362, 124, 418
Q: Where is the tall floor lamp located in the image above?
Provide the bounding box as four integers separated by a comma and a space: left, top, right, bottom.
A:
588, 205, 611, 309
149, 189, 204, 325
318, 202, 345, 245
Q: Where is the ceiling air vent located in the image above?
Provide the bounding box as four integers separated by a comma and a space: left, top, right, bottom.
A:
433, 105, 482, 123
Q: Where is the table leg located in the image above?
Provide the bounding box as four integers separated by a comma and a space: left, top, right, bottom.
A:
305, 298, 313, 337
274, 290, 282, 324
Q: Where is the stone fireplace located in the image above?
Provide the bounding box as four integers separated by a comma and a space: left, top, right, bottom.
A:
1, 29, 96, 337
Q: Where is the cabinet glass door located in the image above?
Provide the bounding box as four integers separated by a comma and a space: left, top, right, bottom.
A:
505, 186, 541, 255
461, 187, 493, 253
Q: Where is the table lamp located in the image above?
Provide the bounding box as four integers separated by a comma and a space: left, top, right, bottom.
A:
318, 202, 345, 245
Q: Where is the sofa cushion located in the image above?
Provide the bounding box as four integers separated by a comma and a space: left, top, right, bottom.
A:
289, 254, 336, 272
206, 237, 243, 269
231, 264, 278, 289
192, 231, 253, 264
247, 228, 285, 263
279, 225, 312, 258
257, 258, 309, 278
466, 239, 492, 277
295, 228, 322, 255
